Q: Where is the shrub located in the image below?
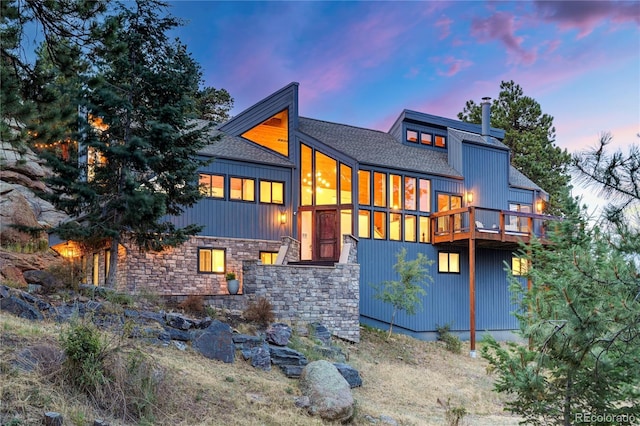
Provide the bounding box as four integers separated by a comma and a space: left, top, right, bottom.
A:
47, 261, 83, 291
436, 323, 462, 354
60, 321, 109, 394
437, 397, 467, 426
243, 296, 274, 327
178, 295, 204, 315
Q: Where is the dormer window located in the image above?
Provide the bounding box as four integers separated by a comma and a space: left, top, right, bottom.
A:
421, 133, 432, 145
406, 130, 418, 143
435, 135, 446, 148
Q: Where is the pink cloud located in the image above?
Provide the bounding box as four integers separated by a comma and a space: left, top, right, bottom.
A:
471, 11, 538, 65
435, 16, 453, 40
437, 56, 473, 77
534, 1, 640, 38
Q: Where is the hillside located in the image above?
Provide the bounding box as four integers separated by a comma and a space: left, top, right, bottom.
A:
0, 298, 523, 426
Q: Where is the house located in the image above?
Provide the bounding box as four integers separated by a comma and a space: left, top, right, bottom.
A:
52, 82, 552, 351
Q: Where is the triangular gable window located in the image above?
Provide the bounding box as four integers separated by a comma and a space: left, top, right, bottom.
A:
242, 109, 289, 156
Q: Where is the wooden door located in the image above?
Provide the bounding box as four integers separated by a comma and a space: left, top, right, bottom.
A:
315, 210, 338, 261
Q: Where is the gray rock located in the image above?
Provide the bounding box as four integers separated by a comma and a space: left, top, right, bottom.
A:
166, 313, 193, 330
299, 360, 354, 422
249, 344, 271, 371
269, 345, 308, 367
0, 285, 9, 298
172, 341, 187, 351
266, 322, 291, 346
294, 395, 310, 408
93, 420, 110, 426
279, 364, 304, 378
333, 362, 363, 388
192, 320, 235, 363
0, 296, 43, 320
310, 322, 332, 344
43, 411, 63, 426
163, 326, 193, 342
379, 414, 398, 425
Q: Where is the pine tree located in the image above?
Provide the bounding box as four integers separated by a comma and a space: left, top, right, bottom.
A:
44, 0, 214, 287
481, 139, 640, 425
458, 81, 572, 215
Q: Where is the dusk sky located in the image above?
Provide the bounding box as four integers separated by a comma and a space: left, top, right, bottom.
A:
168, 1, 639, 212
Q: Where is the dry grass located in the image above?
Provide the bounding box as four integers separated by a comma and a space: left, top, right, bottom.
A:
0, 311, 522, 426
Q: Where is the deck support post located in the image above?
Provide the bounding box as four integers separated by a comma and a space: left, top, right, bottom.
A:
469, 238, 476, 358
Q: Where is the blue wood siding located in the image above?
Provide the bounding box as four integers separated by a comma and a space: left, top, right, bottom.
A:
359, 240, 523, 333
170, 159, 293, 240
508, 187, 535, 205
463, 143, 510, 209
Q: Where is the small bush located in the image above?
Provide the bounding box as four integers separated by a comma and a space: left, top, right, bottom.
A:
60, 321, 109, 394
243, 296, 274, 327
178, 295, 204, 315
104, 291, 134, 306
436, 323, 462, 354
47, 261, 83, 291
438, 397, 467, 426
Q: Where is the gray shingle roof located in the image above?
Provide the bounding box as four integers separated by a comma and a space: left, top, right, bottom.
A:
298, 117, 462, 178
509, 166, 544, 192
448, 128, 508, 150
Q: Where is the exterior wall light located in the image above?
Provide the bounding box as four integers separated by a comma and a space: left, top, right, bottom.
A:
465, 191, 473, 204
280, 212, 287, 225
536, 199, 544, 213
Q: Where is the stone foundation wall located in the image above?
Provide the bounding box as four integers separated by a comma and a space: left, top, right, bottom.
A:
120, 236, 281, 295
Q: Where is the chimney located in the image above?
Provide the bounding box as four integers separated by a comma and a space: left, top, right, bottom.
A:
481, 97, 491, 140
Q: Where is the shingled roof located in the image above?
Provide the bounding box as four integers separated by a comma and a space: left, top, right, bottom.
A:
509, 165, 544, 192
298, 117, 462, 178
448, 128, 508, 150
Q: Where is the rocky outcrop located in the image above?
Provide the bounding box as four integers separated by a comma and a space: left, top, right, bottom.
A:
0, 141, 69, 246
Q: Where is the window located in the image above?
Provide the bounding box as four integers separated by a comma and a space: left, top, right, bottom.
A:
405, 177, 416, 210
340, 164, 352, 204
374, 172, 386, 207
104, 249, 111, 280
435, 135, 446, 148
199, 173, 224, 198
389, 174, 402, 210
260, 251, 278, 265
407, 130, 418, 143
230, 177, 255, 201
419, 216, 430, 243
358, 170, 371, 205
437, 193, 462, 233
241, 109, 289, 156
373, 211, 386, 239
419, 179, 431, 212
301, 144, 313, 206
390, 212, 401, 241
512, 257, 529, 276
421, 132, 432, 145
405, 214, 416, 242
439, 252, 460, 273
92, 253, 99, 285
315, 151, 337, 205
260, 180, 284, 204
358, 210, 370, 238
198, 248, 225, 273
508, 203, 532, 233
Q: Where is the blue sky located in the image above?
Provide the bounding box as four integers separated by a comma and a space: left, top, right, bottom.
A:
168, 1, 639, 212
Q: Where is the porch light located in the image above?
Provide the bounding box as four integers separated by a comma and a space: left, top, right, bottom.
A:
280, 212, 287, 225
536, 199, 544, 213
465, 191, 473, 204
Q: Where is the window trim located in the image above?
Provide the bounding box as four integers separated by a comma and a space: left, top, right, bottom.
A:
229, 176, 256, 202
199, 173, 225, 199
259, 180, 285, 204
197, 247, 226, 274
438, 251, 460, 274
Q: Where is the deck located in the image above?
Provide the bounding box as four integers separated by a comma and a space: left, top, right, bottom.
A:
430, 206, 555, 249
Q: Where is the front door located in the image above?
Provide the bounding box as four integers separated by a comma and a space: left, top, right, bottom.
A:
315, 210, 338, 261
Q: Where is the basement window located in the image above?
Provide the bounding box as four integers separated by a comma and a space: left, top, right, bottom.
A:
260, 251, 278, 265
198, 248, 225, 273
438, 252, 460, 273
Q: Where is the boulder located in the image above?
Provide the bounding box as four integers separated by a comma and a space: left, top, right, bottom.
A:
22, 270, 63, 291
192, 320, 235, 363
266, 322, 291, 346
249, 344, 271, 371
299, 360, 354, 422
268, 345, 308, 367
0, 265, 27, 288
0, 296, 44, 320
165, 312, 194, 330
310, 322, 332, 344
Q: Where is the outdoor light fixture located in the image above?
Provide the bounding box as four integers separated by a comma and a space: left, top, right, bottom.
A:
280, 212, 287, 225
465, 191, 474, 204
536, 199, 544, 213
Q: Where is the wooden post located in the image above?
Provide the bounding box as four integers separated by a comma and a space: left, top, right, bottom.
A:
469, 238, 476, 357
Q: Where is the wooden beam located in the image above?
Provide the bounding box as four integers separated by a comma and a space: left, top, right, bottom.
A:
469, 237, 477, 357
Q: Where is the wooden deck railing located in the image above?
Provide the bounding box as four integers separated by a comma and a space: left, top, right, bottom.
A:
430, 206, 557, 245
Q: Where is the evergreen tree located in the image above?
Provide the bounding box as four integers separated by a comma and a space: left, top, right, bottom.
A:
458, 81, 572, 215
481, 140, 640, 425
44, 0, 213, 287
